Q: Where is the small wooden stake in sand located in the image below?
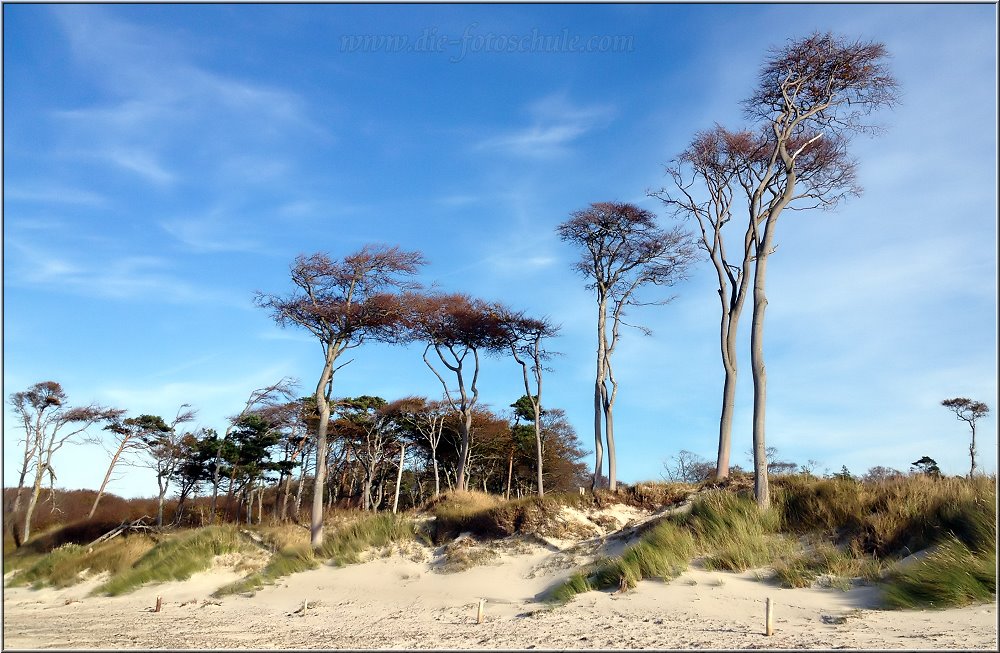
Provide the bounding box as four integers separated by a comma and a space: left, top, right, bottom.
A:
476, 598, 486, 624
154, 596, 162, 613
765, 597, 774, 636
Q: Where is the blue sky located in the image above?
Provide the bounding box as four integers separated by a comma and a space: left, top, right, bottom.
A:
4, 3, 997, 499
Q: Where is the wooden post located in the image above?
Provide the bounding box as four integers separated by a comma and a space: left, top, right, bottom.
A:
476, 598, 486, 624
155, 596, 162, 613
765, 597, 774, 636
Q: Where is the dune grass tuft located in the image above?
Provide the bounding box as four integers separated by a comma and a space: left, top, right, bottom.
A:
93, 526, 248, 596
546, 519, 695, 603
882, 536, 996, 609
214, 513, 415, 596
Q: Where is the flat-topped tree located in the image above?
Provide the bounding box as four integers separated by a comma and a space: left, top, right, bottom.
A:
402, 292, 507, 492
941, 398, 990, 478
558, 202, 695, 492
255, 245, 425, 548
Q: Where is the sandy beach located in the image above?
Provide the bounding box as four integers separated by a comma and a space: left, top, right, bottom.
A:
3, 521, 996, 650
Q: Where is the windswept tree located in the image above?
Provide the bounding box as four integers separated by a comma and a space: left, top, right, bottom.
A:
941, 398, 990, 477
739, 32, 898, 508
7, 381, 121, 544
136, 405, 197, 527
90, 413, 171, 519
558, 202, 695, 491
255, 245, 425, 548
209, 378, 297, 523
497, 308, 560, 496
402, 292, 507, 491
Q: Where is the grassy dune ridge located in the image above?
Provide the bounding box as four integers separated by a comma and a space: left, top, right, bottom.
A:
4, 475, 995, 610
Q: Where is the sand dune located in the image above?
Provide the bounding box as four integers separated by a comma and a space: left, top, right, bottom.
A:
3, 529, 996, 650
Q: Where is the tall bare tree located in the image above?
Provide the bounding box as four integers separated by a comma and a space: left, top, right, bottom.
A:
7, 381, 121, 544
558, 202, 695, 491
941, 398, 990, 478
497, 308, 560, 496
656, 127, 764, 480
402, 292, 507, 491
255, 245, 424, 548
739, 32, 897, 507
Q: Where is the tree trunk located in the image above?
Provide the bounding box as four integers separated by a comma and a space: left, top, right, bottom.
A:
294, 452, 308, 522
534, 410, 544, 497
592, 375, 605, 491
156, 479, 168, 527
750, 218, 777, 509
456, 411, 472, 492
969, 424, 977, 478
362, 468, 374, 511
432, 455, 440, 498
715, 321, 739, 480
21, 466, 46, 544
604, 367, 618, 492
505, 449, 514, 500
88, 443, 128, 519
393, 444, 406, 514
311, 352, 335, 550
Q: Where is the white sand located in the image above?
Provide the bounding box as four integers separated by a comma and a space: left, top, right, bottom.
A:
3, 507, 997, 650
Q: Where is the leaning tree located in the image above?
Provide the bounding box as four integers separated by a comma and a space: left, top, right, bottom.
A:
255, 245, 425, 548
558, 202, 694, 491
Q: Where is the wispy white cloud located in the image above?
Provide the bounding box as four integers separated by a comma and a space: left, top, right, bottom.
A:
4, 183, 108, 206
160, 208, 262, 254
477, 93, 615, 158
6, 240, 241, 306
47, 6, 325, 189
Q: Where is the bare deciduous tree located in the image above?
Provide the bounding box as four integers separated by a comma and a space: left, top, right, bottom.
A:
941, 398, 990, 478
497, 308, 560, 496
655, 126, 764, 481
740, 32, 897, 508
402, 292, 507, 492
7, 381, 121, 544
90, 414, 166, 519
393, 396, 448, 498
558, 202, 695, 491
255, 245, 424, 548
